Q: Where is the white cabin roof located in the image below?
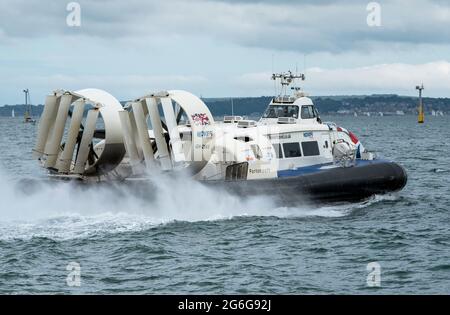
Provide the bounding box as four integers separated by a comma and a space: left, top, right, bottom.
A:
293, 97, 314, 106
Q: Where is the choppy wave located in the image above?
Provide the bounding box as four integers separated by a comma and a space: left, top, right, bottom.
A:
1, 116, 449, 294
430, 168, 449, 173
0, 166, 401, 241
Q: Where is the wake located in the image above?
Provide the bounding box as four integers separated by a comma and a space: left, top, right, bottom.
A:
0, 168, 398, 241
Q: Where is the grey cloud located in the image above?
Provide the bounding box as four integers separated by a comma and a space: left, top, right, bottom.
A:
0, 0, 449, 53
209, 0, 363, 4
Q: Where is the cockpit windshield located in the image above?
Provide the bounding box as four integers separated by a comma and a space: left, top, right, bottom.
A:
262, 105, 299, 119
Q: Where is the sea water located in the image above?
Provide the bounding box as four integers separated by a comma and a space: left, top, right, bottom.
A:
0, 115, 449, 294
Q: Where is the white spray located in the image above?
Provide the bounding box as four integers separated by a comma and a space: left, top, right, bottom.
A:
0, 167, 369, 241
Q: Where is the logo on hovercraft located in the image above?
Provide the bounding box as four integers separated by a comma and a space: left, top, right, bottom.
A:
191, 113, 211, 126
196, 130, 213, 138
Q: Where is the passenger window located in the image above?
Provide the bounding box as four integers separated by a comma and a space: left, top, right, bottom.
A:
273, 143, 283, 159
302, 141, 320, 156
283, 143, 302, 158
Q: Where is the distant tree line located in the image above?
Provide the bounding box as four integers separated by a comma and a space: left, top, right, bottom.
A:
1, 95, 449, 117
204, 95, 450, 117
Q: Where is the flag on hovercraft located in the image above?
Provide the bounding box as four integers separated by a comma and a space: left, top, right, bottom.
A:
337, 126, 365, 159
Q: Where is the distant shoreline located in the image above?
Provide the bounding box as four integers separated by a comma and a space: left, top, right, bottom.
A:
1, 94, 449, 117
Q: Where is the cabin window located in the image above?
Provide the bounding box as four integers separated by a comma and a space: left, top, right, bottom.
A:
263, 105, 299, 119
301, 105, 316, 119
324, 140, 329, 148
273, 143, 283, 159
225, 162, 248, 180
301, 141, 320, 156
283, 142, 302, 158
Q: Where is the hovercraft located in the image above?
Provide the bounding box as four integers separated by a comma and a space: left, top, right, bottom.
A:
31, 72, 407, 204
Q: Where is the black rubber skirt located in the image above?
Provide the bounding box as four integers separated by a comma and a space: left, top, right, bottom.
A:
18, 161, 407, 206
207, 161, 407, 204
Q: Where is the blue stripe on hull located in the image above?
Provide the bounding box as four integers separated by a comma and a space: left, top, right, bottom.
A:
277, 159, 389, 178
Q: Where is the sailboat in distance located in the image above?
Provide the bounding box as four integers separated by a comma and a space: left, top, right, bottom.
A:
23, 89, 36, 124
11, 109, 15, 118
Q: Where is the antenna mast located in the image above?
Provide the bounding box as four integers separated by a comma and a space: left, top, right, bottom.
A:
271, 71, 305, 97
272, 54, 277, 96
231, 97, 234, 116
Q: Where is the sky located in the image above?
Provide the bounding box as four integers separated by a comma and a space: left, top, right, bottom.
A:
1, 0, 450, 104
